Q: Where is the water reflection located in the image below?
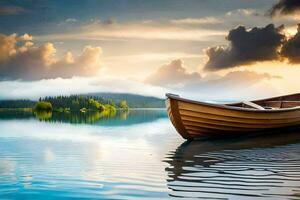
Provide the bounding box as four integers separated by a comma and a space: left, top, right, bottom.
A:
0, 109, 167, 126
165, 132, 300, 199
0, 110, 175, 199
0, 110, 34, 120
35, 111, 53, 120
1, 109, 300, 199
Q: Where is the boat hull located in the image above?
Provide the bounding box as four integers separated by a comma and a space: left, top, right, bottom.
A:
166, 94, 300, 139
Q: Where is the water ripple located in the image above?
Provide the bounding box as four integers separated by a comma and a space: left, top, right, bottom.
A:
165, 132, 300, 199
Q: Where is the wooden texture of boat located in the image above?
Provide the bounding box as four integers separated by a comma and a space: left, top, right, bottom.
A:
166, 93, 300, 139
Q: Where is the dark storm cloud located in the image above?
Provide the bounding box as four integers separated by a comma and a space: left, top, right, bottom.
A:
269, 0, 300, 17
204, 24, 286, 71
281, 24, 300, 64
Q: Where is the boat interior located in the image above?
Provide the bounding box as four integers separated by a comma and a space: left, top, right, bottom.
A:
229, 93, 300, 110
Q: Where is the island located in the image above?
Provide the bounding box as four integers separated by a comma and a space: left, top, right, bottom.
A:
0, 93, 165, 121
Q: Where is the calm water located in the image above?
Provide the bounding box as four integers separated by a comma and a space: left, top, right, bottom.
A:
0, 110, 300, 199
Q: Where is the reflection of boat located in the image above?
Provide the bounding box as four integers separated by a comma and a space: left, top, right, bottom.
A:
165, 132, 300, 199
166, 93, 300, 139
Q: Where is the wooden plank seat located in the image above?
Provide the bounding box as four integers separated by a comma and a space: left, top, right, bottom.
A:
242, 101, 265, 110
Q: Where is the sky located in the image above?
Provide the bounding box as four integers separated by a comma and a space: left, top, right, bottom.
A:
1, 0, 300, 101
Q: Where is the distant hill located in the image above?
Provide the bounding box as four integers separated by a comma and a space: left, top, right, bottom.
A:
85, 93, 165, 108
0, 93, 166, 109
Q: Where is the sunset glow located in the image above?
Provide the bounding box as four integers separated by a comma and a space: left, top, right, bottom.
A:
1, 0, 300, 101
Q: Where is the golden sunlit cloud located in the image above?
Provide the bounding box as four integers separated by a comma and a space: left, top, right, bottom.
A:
143, 59, 280, 101
0, 33, 103, 80
145, 59, 201, 87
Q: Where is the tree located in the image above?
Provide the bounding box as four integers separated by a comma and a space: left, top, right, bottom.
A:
119, 100, 129, 110
34, 101, 53, 112
71, 99, 80, 110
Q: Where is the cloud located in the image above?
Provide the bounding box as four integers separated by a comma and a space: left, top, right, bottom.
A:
269, 0, 300, 17
226, 9, 259, 17
143, 58, 280, 100
170, 17, 222, 25
0, 76, 166, 100
144, 59, 201, 87
0, 33, 18, 62
36, 18, 226, 42
0, 33, 103, 80
186, 70, 278, 90
0, 6, 24, 15
181, 70, 280, 101
65, 18, 77, 23
204, 24, 286, 71
0, 68, 280, 102
281, 24, 300, 63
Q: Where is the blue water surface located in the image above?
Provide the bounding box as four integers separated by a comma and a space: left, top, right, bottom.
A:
0, 110, 300, 199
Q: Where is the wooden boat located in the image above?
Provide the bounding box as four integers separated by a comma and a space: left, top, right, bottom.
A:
166, 93, 300, 139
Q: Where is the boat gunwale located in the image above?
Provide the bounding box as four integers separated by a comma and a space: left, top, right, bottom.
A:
166, 93, 300, 113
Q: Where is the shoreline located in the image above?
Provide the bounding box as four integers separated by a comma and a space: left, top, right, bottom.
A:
125, 108, 166, 110
0, 108, 32, 112
0, 107, 166, 112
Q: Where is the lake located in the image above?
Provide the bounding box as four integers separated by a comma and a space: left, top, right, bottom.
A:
0, 109, 300, 199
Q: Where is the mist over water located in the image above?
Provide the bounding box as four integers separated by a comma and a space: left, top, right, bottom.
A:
0, 110, 299, 199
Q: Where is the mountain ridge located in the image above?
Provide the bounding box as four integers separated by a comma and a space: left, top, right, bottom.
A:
84, 92, 165, 108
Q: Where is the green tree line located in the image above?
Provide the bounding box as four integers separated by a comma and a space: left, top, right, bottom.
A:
34, 95, 129, 112
0, 94, 134, 114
